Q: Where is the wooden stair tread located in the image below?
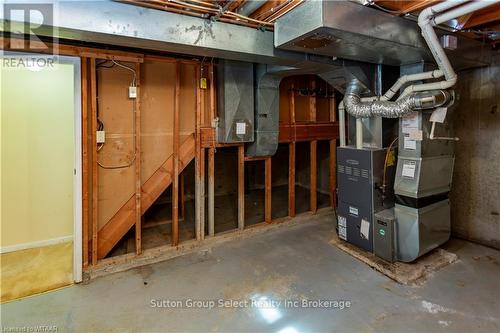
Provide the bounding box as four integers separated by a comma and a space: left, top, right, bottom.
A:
97, 134, 196, 259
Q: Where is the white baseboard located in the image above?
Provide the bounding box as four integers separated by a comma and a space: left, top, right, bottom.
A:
0, 235, 73, 254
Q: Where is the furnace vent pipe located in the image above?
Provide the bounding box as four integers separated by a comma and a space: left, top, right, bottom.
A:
340, 0, 499, 147
345, 82, 451, 118
402, 0, 498, 96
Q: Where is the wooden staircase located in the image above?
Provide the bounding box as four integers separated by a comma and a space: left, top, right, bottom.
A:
97, 134, 196, 259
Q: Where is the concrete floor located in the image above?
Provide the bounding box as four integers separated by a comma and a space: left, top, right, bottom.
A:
2, 211, 500, 332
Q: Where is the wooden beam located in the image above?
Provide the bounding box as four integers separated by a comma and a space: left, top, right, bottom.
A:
463, 4, 500, 28
208, 147, 215, 236
310, 140, 317, 214
135, 62, 142, 255
172, 62, 180, 247
279, 123, 339, 143
374, 0, 440, 14
227, 0, 246, 12
288, 142, 296, 217
249, 0, 287, 20
90, 58, 98, 265
265, 157, 272, 223
238, 145, 245, 230
244, 155, 270, 162
1, 37, 144, 63
81, 57, 89, 269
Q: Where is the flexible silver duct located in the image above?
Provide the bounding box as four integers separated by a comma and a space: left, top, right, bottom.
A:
344, 81, 451, 118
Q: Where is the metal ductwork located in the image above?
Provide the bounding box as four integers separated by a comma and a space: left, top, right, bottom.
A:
275, 0, 491, 70
217, 60, 255, 143
245, 64, 281, 157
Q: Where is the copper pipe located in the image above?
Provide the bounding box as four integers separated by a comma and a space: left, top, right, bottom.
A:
118, 0, 272, 29
267, 0, 304, 23
123, 0, 207, 18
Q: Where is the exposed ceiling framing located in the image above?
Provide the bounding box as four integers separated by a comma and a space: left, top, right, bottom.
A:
118, 0, 499, 44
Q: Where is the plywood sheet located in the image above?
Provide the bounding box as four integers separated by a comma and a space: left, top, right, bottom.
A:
97, 62, 136, 229
141, 60, 175, 183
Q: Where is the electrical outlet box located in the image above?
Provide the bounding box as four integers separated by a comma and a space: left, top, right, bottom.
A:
96, 130, 106, 144
129, 86, 137, 99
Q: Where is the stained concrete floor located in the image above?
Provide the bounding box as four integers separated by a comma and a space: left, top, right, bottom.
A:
2, 211, 500, 332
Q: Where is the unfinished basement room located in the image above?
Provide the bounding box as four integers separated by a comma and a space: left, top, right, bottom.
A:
1, 0, 499, 332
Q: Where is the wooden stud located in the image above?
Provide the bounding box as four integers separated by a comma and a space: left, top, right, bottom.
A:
289, 80, 296, 125
310, 140, 317, 214
209, 63, 216, 123
134, 62, 142, 255
238, 145, 245, 230
208, 147, 215, 236
195, 64, 202, 240
309, 77, 317, 122
81, 57, 89, 269
310, 75, 318, 214
288, 142, 296, 217
265, 157, 272, 223
90, 58, 98, 265
180, 173, 185, 221
172, 62, 180, 247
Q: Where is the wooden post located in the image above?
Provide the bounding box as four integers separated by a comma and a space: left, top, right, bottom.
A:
310, 140, 317, 214
90, 58, 98, 265
238, 145, 245, 230
289, 80, 295, 126
309, 77, 316, 122
288, 142, 296, 217
172, 62, 180, 246
208, 147, 215, 236
135, 62, 142, 255
309, 76, 317, 214
195, 64, 202, 240
265, 157, 272, 223
209, 63, 216, 122
81, 58, 89, 269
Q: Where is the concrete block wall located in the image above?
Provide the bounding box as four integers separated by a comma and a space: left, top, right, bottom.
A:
451, 54, 500, 249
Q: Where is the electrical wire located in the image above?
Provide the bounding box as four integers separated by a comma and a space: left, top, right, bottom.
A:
382, 137, 399, 192
96, 60, 138, 169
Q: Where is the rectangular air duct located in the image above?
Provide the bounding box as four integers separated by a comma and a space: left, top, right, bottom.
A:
216, 60, 254, 143
275, 0, 490, 69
